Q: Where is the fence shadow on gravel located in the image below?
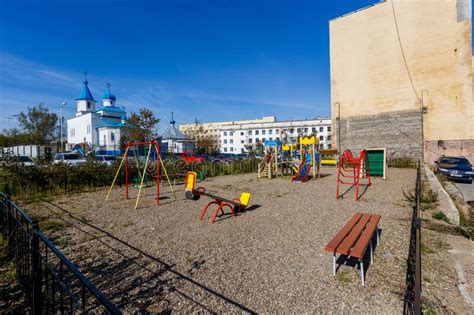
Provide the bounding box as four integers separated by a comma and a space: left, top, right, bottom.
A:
41, 199, 257, 314
403, 162, 422, 315
0, 193, 120, 314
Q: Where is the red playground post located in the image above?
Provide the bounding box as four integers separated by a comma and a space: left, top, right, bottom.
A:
336, 149, 372, 201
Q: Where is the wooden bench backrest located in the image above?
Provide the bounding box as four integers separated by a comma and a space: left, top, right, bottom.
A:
325, 213, 381, 259
325, 213, 362, 252
351, 214, 380, 258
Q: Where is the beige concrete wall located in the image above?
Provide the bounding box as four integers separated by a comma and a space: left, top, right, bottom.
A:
330, 0, 473, 162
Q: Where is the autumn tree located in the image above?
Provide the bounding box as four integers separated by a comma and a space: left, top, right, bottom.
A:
185, 121, 216, 154
17, 104, 59, 144
123, 107, 160, 142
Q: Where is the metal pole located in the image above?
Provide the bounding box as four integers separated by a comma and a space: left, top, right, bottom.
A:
31, 221, 42, 314
60, 102, 67, 152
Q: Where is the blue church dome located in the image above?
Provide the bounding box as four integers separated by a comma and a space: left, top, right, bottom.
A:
103, 83, 116, 101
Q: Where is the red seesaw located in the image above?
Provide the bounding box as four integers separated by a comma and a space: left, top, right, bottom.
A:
185, 172, 251, 224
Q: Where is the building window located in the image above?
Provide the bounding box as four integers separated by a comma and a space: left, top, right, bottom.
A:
320, 135, 324, 141
224, 147, 228, 152
230, 132, 234, 136
248, 130, 252, 135
269, 129, 273, 135
86, 102, 90, 109
256, 138, 260, 143
224, 139, 227, 144
255, 130, 259, 135
262, 138, 266, 142
262, 130, 266, 135
111, 132, 115, 141
275, 129, 279, 133
327, 135, 332, 140
276, 137, 280, 141
319, 127, 324, 132
230, 139, 233, 144
241, 140, 244, 144
240, 132, 244, 136
241, 148, 244, 153
304, 128, 308, 133
223, 132, 227, 136
328, 126, 332, 132
230, 147, 234, 152
290, 128, 294, 133
249, 138, 253, 143
297, 128, 302, 133
312, 127, 316, 133
269, 137, 273, 141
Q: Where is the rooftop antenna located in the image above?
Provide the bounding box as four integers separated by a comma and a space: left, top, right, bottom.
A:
170, 111, 175, 125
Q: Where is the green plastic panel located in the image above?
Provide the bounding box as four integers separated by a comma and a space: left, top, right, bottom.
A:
367, 150, 384, 176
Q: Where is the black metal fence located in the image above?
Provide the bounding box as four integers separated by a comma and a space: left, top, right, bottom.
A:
0, 192, 121, 314
403, 162, 422, 314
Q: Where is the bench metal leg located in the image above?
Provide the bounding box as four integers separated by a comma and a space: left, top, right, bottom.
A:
376, 224, 380, 245
369, 239, 373, 264
360, 260, 365, 286
333, 253, 336, 276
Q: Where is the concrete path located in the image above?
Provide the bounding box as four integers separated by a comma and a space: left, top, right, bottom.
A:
454, 181, 474, 202
446, 235, 474, 309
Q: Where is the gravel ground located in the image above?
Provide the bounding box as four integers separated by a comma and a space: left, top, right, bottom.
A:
26, 167, 417, 313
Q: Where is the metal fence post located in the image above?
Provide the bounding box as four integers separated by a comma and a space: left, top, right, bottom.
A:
31, 220, 42, 314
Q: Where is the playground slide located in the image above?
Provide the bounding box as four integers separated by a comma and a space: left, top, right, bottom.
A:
292, 162, 312, 183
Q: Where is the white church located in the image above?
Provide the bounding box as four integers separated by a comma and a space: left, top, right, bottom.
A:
67, 76, 128, 155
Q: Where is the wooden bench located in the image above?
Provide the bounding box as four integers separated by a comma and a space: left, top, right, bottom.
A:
324, 212, 381, 285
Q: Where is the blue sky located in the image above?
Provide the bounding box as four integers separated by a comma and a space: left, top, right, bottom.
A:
0, 0, 380, 130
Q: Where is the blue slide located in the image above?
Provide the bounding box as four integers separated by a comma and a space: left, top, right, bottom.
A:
292, 158, 312, 183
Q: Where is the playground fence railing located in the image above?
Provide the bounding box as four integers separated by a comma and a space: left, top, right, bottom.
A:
0, 192, 121, 314
403, 162, 422, 315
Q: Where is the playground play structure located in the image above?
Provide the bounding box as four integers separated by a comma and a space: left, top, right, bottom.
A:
105, 140, 176, 208
257, 136, 320, 182
336, 149, 372, 201
185, 171, 251, 224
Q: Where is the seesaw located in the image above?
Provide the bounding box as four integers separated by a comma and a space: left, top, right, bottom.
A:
185, 172, 251, 224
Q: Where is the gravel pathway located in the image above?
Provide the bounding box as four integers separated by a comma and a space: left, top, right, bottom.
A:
27, 167, 416, 313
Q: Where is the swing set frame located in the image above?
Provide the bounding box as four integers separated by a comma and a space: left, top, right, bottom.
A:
105, 140, 175, 208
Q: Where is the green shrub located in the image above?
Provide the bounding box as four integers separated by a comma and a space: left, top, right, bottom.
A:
433, 211, 450, 223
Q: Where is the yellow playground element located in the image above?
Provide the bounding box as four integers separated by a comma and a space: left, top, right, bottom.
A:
320, 149, 338, 166
237, 192, 251, 207
185, 171, 197, 192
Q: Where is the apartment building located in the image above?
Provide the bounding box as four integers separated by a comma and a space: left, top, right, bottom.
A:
220, 118, 332, 154
179, 116, 276, 150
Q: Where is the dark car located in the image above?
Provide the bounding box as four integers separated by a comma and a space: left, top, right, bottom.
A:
434, 156, 473, 183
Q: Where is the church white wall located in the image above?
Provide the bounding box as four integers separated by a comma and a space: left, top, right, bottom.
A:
76, 100, 96, 115
67, 113, 95, 146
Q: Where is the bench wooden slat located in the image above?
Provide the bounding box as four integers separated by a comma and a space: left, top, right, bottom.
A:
336, 213, 372, 255
350, 215, 381, 258
325, 213, 363, 252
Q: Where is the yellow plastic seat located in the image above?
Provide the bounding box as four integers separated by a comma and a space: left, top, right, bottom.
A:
239, 192, 251, 207
185, 171, 197, 191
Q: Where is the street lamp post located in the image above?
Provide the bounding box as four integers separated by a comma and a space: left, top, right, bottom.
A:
60, 102, 67, 152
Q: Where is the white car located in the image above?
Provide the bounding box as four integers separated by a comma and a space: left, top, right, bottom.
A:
53, 153, 86, 166
96, 155, 116, 166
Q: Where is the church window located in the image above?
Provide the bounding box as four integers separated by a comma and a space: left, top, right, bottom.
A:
86, 102, 91, 109
111, 133, 115, 141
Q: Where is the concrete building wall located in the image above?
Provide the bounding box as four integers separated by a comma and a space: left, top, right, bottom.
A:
330, 0, 474, 163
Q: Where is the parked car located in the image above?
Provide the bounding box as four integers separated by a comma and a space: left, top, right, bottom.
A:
9, 155, 36, 167
180, 152, 205, 163
53, 153, 86, 166
434, 156, 473, 183
96, 155, 116, 166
